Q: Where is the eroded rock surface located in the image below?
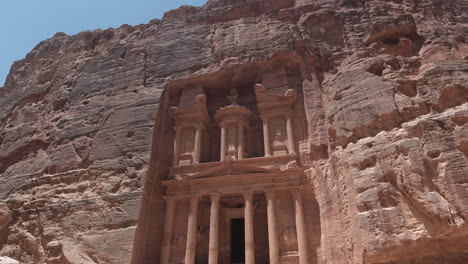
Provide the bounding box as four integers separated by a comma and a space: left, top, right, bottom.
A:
0, 0, 467, 263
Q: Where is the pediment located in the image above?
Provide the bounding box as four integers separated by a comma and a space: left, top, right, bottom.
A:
191, 160, 278, 179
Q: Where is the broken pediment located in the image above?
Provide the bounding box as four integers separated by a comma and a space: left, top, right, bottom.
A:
254, 83, 296, 113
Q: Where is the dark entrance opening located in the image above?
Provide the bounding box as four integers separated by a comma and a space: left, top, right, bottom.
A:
231, 218, 245, 263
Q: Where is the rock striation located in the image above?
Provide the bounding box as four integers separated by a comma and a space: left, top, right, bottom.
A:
0, 0, 467, 263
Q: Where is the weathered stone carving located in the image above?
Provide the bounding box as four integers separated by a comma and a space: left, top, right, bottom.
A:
215, 89, 253, 161
171, 233, 187, 262
255, 83, 297, 156
170, 87, 209, 166
282, 227, 298, 254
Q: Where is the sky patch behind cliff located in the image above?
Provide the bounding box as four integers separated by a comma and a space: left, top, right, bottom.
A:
0, 0, 207, 86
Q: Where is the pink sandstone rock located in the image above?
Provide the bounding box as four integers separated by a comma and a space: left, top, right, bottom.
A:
0, 0, 467, 263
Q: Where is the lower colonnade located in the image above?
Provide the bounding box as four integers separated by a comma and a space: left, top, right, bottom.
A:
160, 187, 309, 264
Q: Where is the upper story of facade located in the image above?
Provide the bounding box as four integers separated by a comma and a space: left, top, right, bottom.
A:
163, 60, 308, 187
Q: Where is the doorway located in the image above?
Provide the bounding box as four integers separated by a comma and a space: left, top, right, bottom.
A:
231, 218, 245, 264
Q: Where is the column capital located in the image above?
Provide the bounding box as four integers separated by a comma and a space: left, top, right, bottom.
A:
264, 188, 277, 199
290, 186, 304, 200
219, 121, 227, 128
261, 114, 271, 122
193, 123, 206, 130
241, 189, 254, 200
284, 111, 293, 118
210, 192, 222, 202
163, 195, 177, 201
189, 194, 201, 201
237, 120, 250, 129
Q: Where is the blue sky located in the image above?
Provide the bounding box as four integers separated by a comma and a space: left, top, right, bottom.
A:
0, 0, 207, 86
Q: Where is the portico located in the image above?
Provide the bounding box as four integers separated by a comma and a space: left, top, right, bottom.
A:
160, 163, 309, 264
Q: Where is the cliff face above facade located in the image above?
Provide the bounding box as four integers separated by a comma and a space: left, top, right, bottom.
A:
0, 0, 467, 263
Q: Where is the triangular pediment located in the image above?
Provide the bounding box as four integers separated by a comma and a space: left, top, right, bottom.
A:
192, 160, 278, 179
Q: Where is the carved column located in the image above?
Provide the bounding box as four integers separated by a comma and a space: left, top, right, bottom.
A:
220, 124, 226, 161
173, 127, 181, 166
185, 195, 199, 264
238, 122, 244, 159
243, 190, 255, 264
160, 196, 177, 264
262, 117, 271, 157
265, 189, 280, 264
208, 193, 222, 264
291, 188, 309, 264
193, 124, 203, 164
286, 114, 296, 154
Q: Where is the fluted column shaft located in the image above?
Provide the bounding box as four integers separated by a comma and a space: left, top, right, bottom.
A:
292, 189, 309, 264
243, 190, 255, 264
208, 193, 222, 264
160, 197, 176, 264
185, 195, 199, 264
286, 115, 296, 154
265, 190, 279, 264
193, 125, 203, 164
173, 127, 182, 166
238, 123, 244, 159
262, 117, 271, 157
220, 124, 226, 161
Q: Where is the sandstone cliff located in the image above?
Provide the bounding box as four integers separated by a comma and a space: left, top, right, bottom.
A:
1, 0, 467, 263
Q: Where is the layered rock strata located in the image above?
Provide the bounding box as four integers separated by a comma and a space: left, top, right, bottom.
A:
0, 0, 467, 263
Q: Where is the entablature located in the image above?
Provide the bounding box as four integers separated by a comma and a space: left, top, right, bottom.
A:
169, 153, 298, 179
162, 169, 304, 197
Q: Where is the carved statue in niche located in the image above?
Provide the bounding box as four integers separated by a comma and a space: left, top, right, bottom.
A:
180, 127, 195, 156
171, 233, 187, 261
226, 126, 238, 159
195, 226, 209, 264
281, 226, 298, 254
270, 115, 288, 156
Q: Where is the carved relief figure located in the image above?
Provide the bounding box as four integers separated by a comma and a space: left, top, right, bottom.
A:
270, 115, 288, 155
180, 127, 195, 155
171, 233, 187, 261
282, 226, 298, 254
226, 125, 238, 158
